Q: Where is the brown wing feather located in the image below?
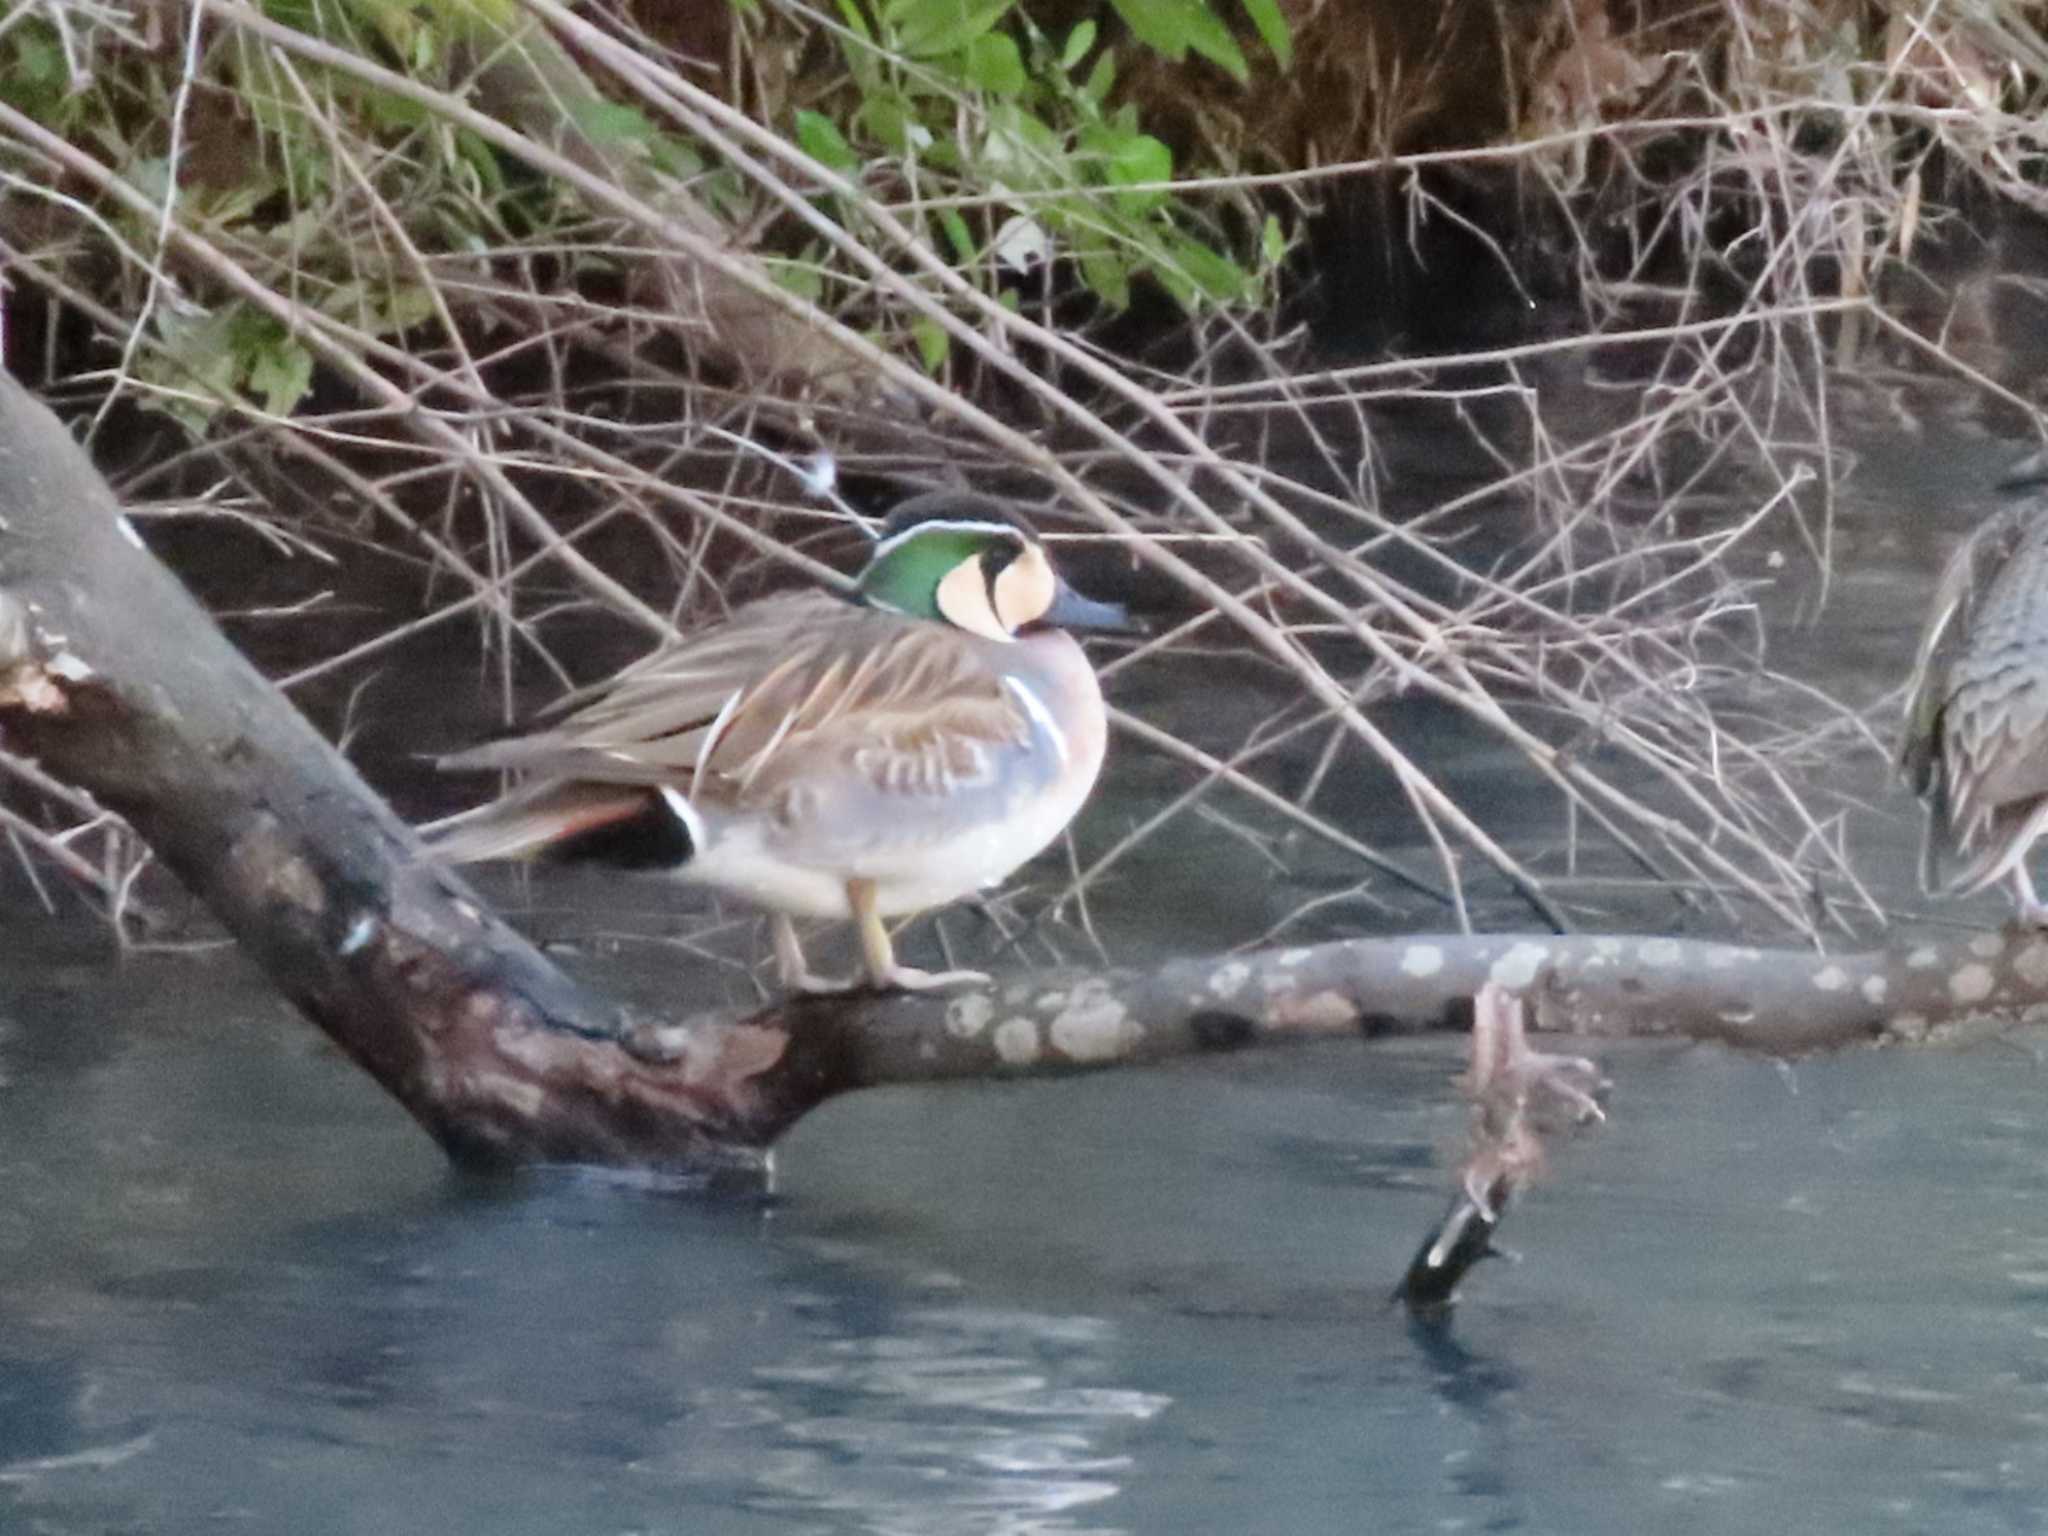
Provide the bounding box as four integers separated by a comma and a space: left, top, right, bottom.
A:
437, 593, 1028, 807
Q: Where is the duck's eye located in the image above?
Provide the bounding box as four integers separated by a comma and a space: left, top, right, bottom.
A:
979, 540, 1021, 582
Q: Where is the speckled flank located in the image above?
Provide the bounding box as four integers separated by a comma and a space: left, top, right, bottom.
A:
1949, 964, 1996, 1005
1207, 960, 1251, 998
1278, 948, 1313, 967
1906, 947, 1940, 969
1400, 944, 1444, 978
1861, 975, 1888, 1004
1489, 941, 1550, 989
1637, 938, 1682, 967
993, 1017, 1040, 1064
1047, 979, 1137, 1061
946, 993, 993, 1039
1970, 933, 2007, 959
1811, 965, 1848, 992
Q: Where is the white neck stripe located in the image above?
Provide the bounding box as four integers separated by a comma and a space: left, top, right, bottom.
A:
868, 519, 1028, 562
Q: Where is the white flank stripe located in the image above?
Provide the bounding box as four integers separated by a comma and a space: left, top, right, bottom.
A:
658, 786, 707, 851
1004, 676, 1068, 767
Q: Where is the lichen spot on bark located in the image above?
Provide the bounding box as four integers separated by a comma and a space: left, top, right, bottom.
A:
1949, 964, 1996, 1005
993, 1017, 1040, 1065
2015, 938, 2048, 990
1811, 965, 1848, 992
1048, 980, 1137, 1062
1400, 944, 1444, 978
946, 992, 993, 1039
1861, 975, 1888, 1004
1970, 932, 2007, 959
1887, 1011, 1930, 1043
1264, 990, 1355, 1030
1490, 941, 1550, 988
1905, 946, 1939, 970
228, 817, 327, 919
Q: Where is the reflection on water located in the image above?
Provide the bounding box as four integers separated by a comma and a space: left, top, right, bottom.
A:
685, 1308, 1168, 1535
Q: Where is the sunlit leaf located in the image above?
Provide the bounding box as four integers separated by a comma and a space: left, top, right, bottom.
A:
1061, 19, 1097, 69
912, 315, 949, 372
1239, 0, 1291, 68
1169, 236, 1245, 301
939, 208, 977, 264
1107, 131, 1171, 187
966, 31, 1026, 94
1082, 47, 1116, 104
889, 0, 1012, 56
1079, 248, 1131, 309
859, 93, 933, 153
1261, 211, 1287, 265
1109, 0, 1246, 81
248, 333, 315, 417
796, 108, 859, 172
572, 97, 656, 146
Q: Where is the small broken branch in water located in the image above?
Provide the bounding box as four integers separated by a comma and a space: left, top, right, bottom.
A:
3, 370, 2048, 1178
1396, 981, 1608, 1313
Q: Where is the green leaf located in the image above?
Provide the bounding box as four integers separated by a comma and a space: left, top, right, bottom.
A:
835, 0, 873, 40
770, 252, 825, 305
1239, 0, 1291, 68
888, 0, 1011, 56
939, 208, 977, 264
572, 98, 657, 147
965, 31, 1026, 94
1081, 47, 1116, 104
375, 285, 441, 335
248, 333, 315, 417
1080, 124, 1170, 210
1107, 131, 1171, 187
1061, 19, 1097, 69
795, 108, 859, 173
911, 315, 949, 373
1109, 0, 1246, 82
1169, 236, 1246, 301
1078, 249, 1131, 309
858, 93, 932, 154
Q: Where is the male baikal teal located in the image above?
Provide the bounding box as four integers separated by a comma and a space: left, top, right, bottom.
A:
429, 491, 1134, 992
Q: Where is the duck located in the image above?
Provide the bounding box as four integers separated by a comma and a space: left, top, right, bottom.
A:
1901, 465, 2048, 924
427, 490, 1133, 991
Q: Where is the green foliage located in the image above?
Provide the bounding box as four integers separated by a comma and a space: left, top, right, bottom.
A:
0, 0, 595, 437
0, 0, 1300, 433
774, 0, 1296, 365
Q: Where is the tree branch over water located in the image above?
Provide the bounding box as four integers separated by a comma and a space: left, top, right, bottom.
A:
0, 371, 2037, 1180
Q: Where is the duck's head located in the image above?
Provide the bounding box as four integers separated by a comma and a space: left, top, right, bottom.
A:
856, 492, 1135, 643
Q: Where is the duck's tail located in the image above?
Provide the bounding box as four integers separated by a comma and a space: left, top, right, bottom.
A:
420, 780, 698, 871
